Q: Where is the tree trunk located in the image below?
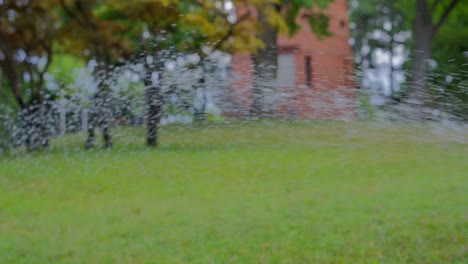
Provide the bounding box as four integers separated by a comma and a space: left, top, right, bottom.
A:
193, 60, 207, 123
145, 65, 163, 147
3, 53, 50, 151
85, 76, 113, 149
101, 89, 113, 148
21, 104, 49, 151
410, 0, 433, 119
193, 79, 207, 123
102, 125, 112, 148
85, 120, 95, 149
251, 4, 279, 117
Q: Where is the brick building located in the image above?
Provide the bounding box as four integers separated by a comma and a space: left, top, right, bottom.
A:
228, 0, 356, 120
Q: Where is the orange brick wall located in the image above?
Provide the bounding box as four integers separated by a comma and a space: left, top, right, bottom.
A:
228, 54, 254, 116
229, 0, 356, 120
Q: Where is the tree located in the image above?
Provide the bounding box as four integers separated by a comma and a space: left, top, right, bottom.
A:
401, 0, 463, 118
349, 0, 411, 118
0, 0, 66, 151
118, 0, 259, 146
59, 0, 134, 149
112, 0, 181, 147
179, 0, 259, 123
61, 0, 260, 148
428, 2, 468, 120
350, 0, 467, 120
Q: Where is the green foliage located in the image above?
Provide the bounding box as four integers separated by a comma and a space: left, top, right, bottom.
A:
284, 0, 332, 37
351, 0, 468, 119
0, 0, 66, 108
308, 13, 332, 38
0, 103, 16, 153
48, 54, 85, 87
0, 123, 467, 262
58, 1, 135, 63
430, 3, 468, 119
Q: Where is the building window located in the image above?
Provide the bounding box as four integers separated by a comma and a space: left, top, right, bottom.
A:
277, 54, 295, 88
305, 56, 312, 87
340, 20, 346, 29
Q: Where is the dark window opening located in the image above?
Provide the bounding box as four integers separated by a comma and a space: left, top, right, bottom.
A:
340, 20, 346, 29
305, 56, 312, 87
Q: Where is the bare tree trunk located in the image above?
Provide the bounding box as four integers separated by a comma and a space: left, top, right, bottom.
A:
102, 125, 112, 148
409, 0, 433, 119
145, 64, 163, 147
101, 88, 113, 148
3, 55, 50, 151
21, 104, 49, 151
146, 86, 163, 147
193, 60, 207, 123
193, 79, 207, 123
2, 54, 26, 109
85, 74, 113, 149
251, 4, 279, 117
85, 119, 95, 149
39, 104, 49, 149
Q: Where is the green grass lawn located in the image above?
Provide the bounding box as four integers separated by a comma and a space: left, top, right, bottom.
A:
0, 121, 467, 263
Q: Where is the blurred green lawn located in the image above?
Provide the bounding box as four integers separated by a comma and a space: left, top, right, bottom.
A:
0, 121, 467, 263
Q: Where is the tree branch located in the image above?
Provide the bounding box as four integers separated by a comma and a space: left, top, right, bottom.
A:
433, 0, 461, 34
2, 54, 26, 109
430, 0, 443, 12
190, 0, 228, 17
60, 0, 86, 28
37, 41, 53, 104
208, 11, 252, 54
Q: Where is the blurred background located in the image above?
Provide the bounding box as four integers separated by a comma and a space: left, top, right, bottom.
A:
1, 0, 467, 152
